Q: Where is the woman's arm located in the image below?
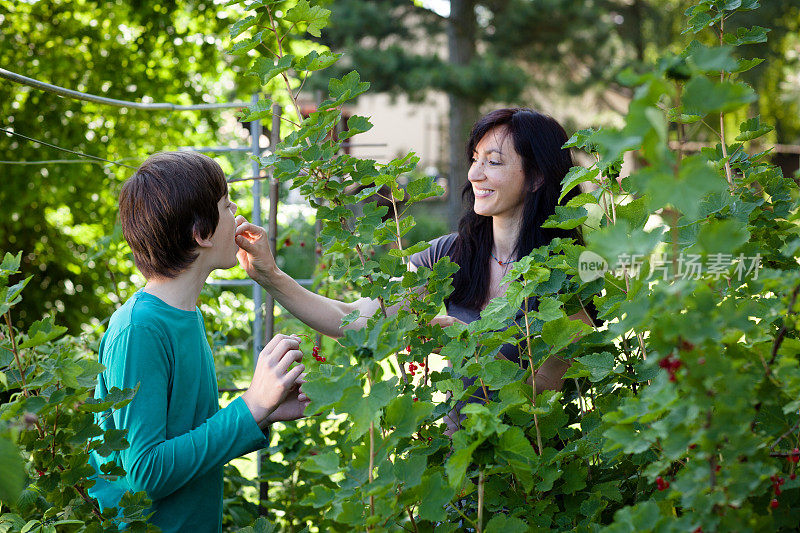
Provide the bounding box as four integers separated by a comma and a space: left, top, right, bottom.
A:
235, 216, 401, 338
531, 308, 594, 392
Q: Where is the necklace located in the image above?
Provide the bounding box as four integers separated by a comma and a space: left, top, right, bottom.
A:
490, 250, 514, 267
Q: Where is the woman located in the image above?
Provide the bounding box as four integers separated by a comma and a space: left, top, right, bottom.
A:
235, 108, 594, 427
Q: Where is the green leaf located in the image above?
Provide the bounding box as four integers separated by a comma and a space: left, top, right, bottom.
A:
485, 515, 528, 533
284, 0, 331, 37
686, 42, 738, 72
540, 315, 591, 354
559, 166, 600, 202
384, 395, 433, 438
0, 435, 24, 504
406, 174, 443, 202
0, 252, 22, 275
615, 196, 649, 229
18, 317, 67, 349
417, 471, 455, 521
229, 15, 256, 39
327, 71, 370, 104
639, 156, 728, 220
394, 454, 426, 488
541, 206, 588, 230
683, 77, 756, 116
496, 426, 536, 473
564, 352, 616, 382
0, 276, 31, 316
293, 50, 341, 72
338, 115, 373, 141
300, 451, 340, 475
694, 218, 750, 255
723, 25, 769, 46
249, 55, 294, 85
235, 517, 278, 533
736, 116, 773, 141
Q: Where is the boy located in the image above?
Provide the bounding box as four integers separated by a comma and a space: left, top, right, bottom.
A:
89, 151, 308, 531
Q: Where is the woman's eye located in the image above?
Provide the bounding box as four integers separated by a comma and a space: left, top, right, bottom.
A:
489, 160, 501, 165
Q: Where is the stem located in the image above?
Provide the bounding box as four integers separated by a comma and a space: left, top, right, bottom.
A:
523, 298, 543, 455
406, 507, 419, 533
770, 419, 800, 451
391, 193, 404, 261
448, 502, 477, 529
4, 311, 29, 396
769, 285, 799, 369
368, 421, 375, 529
718, 17, 734, 192
266, 8, 305, 126
676, 83, 685, 163
477, 470, 485, 533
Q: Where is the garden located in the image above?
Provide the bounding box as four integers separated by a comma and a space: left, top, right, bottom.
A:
2, 0, 800, 531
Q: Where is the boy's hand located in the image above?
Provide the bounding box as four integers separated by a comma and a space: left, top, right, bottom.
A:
242, 334, 305, 429
267, 375, 309, 422
235, 216, 278, 285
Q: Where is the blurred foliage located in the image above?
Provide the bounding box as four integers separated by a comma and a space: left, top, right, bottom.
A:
316, 0, 800, 140
0, 0, 256, 333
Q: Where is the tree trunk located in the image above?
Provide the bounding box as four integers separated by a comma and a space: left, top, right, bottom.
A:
447, 0, 478, 231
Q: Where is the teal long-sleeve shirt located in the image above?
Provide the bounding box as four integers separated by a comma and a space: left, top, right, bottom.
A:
89, 290, 267, 532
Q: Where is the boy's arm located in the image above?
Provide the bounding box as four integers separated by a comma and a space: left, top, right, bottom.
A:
104, 326, 295, 501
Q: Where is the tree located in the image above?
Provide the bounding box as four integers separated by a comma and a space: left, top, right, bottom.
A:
315, 0, 800, 227
0, 0, 252, 332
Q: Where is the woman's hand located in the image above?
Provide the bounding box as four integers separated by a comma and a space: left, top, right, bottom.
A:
235, 215, 278, 286
241, 334, 306, 429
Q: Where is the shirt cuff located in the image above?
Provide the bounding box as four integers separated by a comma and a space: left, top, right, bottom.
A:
230, 396, 270, 453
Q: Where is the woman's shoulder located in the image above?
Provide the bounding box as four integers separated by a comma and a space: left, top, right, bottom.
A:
410, 233, 458, 268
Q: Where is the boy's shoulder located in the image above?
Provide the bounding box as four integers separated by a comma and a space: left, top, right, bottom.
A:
103, 290, 203, 348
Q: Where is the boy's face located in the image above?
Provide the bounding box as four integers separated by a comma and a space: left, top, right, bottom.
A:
208, 193, 239, 270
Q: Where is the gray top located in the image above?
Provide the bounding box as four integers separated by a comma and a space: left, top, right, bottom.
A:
409, 233, 527, 365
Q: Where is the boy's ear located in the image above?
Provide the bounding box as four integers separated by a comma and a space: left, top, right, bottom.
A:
194, 226, 213, 248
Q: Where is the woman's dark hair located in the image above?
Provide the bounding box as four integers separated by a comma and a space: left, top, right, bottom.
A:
449, 108, 584, 309
119, 151, 227, 279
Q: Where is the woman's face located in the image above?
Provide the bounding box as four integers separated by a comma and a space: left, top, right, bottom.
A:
467, 126, 528, 222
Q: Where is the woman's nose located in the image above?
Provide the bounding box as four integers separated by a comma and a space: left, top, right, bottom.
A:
468, 161, 484, 182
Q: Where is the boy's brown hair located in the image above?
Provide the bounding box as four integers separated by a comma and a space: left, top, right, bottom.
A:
119, 151, 227, 279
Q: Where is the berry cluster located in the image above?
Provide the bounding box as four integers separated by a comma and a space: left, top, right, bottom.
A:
658, 356, 683, 382
407, 361, 426, 377
768, 473, 792, 509
656, 476, 670, 491
788, 447, 800, 464
312, 344, 326, 363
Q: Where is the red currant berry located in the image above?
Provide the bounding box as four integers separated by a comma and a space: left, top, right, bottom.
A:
656, 476, 669, 491
283, 237, 293, 247
300, 241, 306, 247
790, 473, 796, 480
693, 528, 703, 533
770, 498, 779, 509
406, 345, 412, 352
413, 397, 418, 402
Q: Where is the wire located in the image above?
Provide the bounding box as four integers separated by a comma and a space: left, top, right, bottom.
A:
0, 158, 139, 166
0, 68, 249, 111
0, 127, 139, 169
